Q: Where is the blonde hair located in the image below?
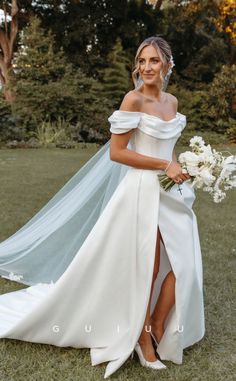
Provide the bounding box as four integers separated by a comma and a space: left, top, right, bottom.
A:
132, 35, 173, 90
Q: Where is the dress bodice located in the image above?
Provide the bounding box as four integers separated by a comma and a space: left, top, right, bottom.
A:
108, 110, 187, 163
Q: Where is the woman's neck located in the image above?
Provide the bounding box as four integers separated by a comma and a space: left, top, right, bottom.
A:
139, 84, 164, 102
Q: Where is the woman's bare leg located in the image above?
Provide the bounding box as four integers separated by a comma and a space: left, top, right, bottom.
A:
150, 230, 176, 343
137, 227, 176, 361
137, 227, 162, 361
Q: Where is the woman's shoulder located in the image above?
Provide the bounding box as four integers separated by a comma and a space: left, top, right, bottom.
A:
119, 90, 178, 113
119, 90, 143, 112
164, 92, 178, 106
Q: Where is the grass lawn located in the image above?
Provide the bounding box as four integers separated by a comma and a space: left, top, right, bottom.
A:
0, 141, 235, 381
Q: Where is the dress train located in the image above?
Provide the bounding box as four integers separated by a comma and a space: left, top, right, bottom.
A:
0, 110, 205, 378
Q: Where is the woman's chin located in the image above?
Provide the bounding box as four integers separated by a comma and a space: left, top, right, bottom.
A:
143, 79, 158, 86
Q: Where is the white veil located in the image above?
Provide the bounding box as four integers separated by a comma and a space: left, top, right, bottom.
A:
0, 139, 131, 286
0, 52, 174, 287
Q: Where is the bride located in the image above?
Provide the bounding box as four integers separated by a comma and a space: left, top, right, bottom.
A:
0, 36, 205, 379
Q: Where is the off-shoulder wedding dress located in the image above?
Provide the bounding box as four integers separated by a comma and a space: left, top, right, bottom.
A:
0, 110, 205, 379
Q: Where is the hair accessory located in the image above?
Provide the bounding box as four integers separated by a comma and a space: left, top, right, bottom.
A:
164, 55, 175, 80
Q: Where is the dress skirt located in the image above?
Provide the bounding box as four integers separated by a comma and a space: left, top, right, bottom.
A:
0, 166, 205, 378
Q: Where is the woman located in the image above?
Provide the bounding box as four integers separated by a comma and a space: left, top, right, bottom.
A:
0, 36, 205, 378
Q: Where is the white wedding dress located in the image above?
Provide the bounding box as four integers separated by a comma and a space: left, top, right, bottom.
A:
0, 110, 205, 379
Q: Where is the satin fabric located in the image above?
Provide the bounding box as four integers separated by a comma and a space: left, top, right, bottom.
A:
0, 110, 205, 378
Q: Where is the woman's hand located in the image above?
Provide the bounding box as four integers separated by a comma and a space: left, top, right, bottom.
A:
165, 161, 190, 184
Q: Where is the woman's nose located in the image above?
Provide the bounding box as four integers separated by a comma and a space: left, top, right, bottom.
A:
144, 62, 152, 71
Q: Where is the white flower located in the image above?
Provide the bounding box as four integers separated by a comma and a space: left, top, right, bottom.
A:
179, 151, 201, 176
221, 156, 236, 176
161, 134, 235, 203
200, 144, 214, 159
224, 175, 236, 190
189, 136, 205, 148
228, 175, 236, 187
166, 55, 175, 76
215, 156, 236, 188
186, 165, 200, 176
198, 151, 215, 166
169, 55, 175, 68
213, 189, 226, 203
179, 151, 200, 165
199, 167, 216, 186
192, 175, 205, 189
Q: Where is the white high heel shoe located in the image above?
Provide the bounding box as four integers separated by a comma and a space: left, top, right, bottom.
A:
131, 342, 167, 370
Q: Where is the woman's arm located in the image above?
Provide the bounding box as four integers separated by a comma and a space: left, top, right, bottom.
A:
110, 131, 169, 171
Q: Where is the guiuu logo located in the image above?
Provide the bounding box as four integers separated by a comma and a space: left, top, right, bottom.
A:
52, 325, 60, 333
85, 325, 92, 333
177, 324, 184, 333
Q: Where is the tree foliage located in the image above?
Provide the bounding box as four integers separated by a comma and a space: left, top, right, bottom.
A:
0, 0, 235, 142
208, 64, 236, 130
99, 37, 131, 108
9, 16, 112, 142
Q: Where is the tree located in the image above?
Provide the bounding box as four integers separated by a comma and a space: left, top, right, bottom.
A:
0, 0, 19, 101
32, 0, 130, 77
99, 37, 131, 108
10, 16, 113, 141
208, 64, 236, 122
214, 0, 236, 64
10, 15, 71, 124
159, 0, 230, 85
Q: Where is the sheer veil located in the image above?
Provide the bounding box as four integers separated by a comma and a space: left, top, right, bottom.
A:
0, 54, 174, 287
0, 139, 131, 286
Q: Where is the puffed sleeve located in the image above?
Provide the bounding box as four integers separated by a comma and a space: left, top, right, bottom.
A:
108, 110, 141, 134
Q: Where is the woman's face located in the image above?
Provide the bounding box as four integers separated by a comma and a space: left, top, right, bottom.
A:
138, 45, 164, 86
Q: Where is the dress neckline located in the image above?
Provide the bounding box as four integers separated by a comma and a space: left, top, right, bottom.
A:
116, 110, 184, 123
141, 111, 179, 123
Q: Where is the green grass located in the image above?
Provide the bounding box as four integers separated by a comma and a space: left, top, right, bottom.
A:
0, 142, 235, 381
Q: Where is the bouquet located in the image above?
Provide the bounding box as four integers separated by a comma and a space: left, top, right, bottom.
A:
158, 136, 236, 203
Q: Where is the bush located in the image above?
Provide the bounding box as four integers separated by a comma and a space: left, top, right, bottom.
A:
32, 118, 73, 147
207, 64, 236, 134
0, 97, 24, 142
226, 118, 236, 143
168, 83, 214, 131
9, 16, 113, 144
